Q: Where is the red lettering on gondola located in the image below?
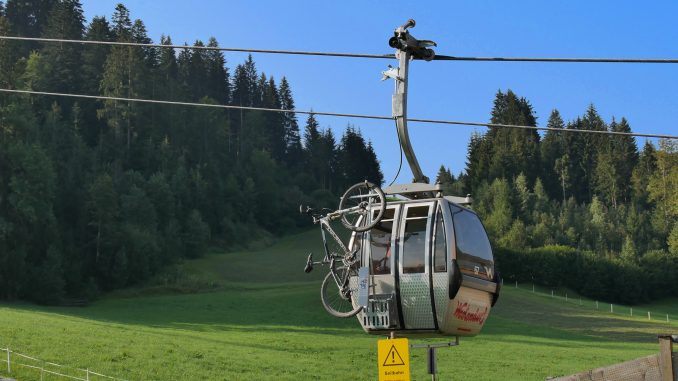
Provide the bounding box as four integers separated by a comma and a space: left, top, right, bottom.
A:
453, 302, 488, 325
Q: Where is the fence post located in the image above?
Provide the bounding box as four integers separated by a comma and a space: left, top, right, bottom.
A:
551, 290, 554, 298
596, 300, 598, 309
7, 347, 10, 374
648, 311, 651, 320
658, 335, 674, 381
630, 307, 633, 316
667, 314, 669, 323
86, 368, 90, 381
532, 284, 535, 293
515, 281, 518, 288
41, 362, 44, 381
565, 293, 568, 302
610, 304, 613, 313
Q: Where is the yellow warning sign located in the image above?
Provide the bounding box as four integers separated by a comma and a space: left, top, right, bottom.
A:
377, 338, 410, 381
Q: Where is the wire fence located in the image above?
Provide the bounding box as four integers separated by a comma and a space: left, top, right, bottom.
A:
0, 347, 127, 381
507, 280, 676, 325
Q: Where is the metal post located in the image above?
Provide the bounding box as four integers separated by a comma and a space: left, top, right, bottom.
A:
427, 347, 437, 381
611, 304, 613, 313
6, 347, 10, 374
648, 311, 651, 320
86, 368, 90, 381
384, 19, 438, 187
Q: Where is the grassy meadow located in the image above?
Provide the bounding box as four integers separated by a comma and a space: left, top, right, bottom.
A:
0, 230, 676, 380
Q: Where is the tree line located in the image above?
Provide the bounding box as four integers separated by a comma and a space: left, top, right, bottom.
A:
0, 1, 383, 303
437, 90, 677, 302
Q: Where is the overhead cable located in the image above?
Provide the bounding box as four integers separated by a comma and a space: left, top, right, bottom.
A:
1, 36, 678, 64
1, 88, 676, 140
0, 36, 395, 60
433, 55, 678, 64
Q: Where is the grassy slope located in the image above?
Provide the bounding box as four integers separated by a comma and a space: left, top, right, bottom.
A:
0, 230, 676, 381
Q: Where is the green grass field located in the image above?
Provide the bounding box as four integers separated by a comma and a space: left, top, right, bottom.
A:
1, 230, 676, 380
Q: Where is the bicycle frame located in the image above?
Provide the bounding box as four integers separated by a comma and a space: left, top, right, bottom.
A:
313, 212, 363, 290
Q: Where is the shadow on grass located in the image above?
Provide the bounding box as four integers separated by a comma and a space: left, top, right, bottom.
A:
0, 275, 673, 346
0, 283, 365, 336
491, 289, 674, 344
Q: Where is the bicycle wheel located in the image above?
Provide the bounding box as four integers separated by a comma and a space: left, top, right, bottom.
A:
320, 266, 362, 318
338, 181, 386, 232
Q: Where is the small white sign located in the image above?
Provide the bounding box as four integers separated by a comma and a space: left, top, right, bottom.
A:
358, 266, 369, 308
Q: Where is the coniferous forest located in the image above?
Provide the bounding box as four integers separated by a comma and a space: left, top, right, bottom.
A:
0, 1, 676, 305
0, 1, 382, 303
437, 91, 678, 304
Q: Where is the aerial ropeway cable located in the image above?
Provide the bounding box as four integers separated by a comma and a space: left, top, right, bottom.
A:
0, 88, 675, 140
1, 35, 678, 64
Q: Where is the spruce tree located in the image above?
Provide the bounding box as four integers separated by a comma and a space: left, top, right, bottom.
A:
540, 110, 565, 199
40, 0, 85, 94
98, 4, 149, 157
205, 37, 229, 104
279, 77, 302, 166
611, 117, 638, 203
6, 0, 56, 55
631, 141, 656, 205
487, 90, 540, 184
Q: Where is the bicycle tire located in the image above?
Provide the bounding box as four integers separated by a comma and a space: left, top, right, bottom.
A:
338, 181, 386, 232
320, 266, 362, 318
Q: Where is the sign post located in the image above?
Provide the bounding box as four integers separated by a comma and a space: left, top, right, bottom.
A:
378, 337, 410, 381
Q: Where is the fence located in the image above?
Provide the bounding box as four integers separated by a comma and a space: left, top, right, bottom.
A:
547, 335, 677, 381
0, 347, 127, 381
507, 280, 676, 325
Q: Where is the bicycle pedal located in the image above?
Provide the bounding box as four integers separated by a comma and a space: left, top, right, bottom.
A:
304, 253, 314, 273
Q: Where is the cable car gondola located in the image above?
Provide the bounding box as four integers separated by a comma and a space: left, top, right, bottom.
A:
302, 19, 500, 338
350, 183, 500, 336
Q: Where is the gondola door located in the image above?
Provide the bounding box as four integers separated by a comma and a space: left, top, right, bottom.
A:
397, 202, 436, 330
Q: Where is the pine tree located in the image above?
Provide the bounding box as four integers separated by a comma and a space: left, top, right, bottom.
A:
205, 37, 229, 104
6, 0, 56, 55
40, 0, 85, 94
261, 76, 285, 160
98, 5, 149, 156
631, 141, 656, 205
540, 110, 565, 199
187, 40, 208, 100
465, 131, 491, 192
579, 104, 607, 202
487, 90, 541, 184
319, 128, 338, 192
611, 118, 638, 203
0, 14, 19, 89
279, 77, 302, 166
435, 165, 454, 185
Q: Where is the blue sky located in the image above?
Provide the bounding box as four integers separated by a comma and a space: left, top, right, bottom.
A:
83, 1, 678, 184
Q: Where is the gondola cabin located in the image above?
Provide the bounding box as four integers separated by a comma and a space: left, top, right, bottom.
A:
350, 183, 500, 337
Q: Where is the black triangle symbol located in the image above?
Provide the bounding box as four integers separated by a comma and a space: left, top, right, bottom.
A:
383, 345, 405, 366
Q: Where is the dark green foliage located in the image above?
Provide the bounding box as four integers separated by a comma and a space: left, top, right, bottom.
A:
495, 246, 678, 304
0, 3, 383, 303
456, 89, 678, 303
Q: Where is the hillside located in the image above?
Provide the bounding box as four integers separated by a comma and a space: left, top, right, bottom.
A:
0, 230, 675, 380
